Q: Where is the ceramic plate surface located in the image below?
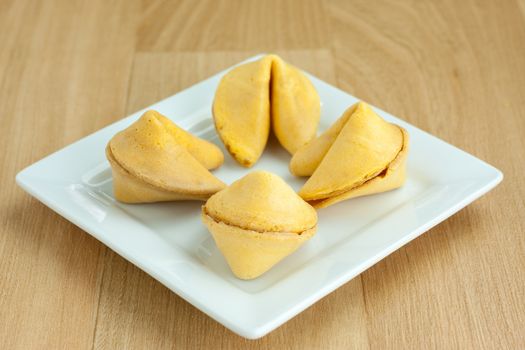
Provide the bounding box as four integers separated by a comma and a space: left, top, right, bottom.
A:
16, 55, 503, 339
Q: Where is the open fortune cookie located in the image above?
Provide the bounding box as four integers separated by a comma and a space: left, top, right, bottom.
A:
202, 171, 317, 280
106, 110, 226, 203
293, 102, 409, 208
212, 54, 320, 167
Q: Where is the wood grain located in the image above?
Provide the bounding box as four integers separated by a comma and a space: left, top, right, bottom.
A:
0, 1, 137, 348
1, 0, 524, 348
136, 0, 329, 51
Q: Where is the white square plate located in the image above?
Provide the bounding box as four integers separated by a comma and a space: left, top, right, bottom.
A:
16, 54, 503, 339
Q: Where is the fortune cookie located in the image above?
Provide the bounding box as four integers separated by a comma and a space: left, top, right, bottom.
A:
106, 110, 226, 203
202, 171, 317, 280
296, 102, 409, 208
213, 55, 320, 167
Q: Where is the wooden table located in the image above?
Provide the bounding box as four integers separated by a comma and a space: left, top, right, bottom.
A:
1, 1, 524, 348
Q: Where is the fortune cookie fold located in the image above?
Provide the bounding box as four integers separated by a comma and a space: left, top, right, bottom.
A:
202, 171, 317, 280
297, 102, 409, 208
106, 110, 226, 203
290, 103, 359, 177
212, 54, 320, 167
148, 110, 224, 170
271, 55, 321, 154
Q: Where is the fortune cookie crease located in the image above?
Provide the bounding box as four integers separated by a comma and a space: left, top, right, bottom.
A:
290, 103, 359, 177
213, 54, 320, 167
202, 171, 317, 280
106, 110, 226, 203
296, 102, 409, 208
149, 110, 224, 170
271, 55, 321, 155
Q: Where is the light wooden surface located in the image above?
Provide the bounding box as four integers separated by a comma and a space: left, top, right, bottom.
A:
1, 0, 524, 348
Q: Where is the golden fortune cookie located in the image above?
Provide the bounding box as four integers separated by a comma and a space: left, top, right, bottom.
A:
202, 171, 317, 280
213, 54, 320, 167
106, 110, 226, 203
296, 102, 409, 208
